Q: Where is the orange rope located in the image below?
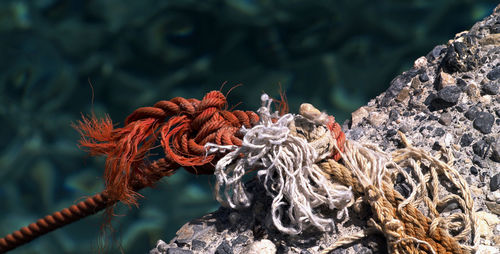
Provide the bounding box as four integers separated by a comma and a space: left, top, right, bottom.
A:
0, 90, 346, 253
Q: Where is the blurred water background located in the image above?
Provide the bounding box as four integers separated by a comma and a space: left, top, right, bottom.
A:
0, 0, 498, 253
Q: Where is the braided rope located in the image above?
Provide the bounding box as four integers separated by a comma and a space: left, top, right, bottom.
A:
0, 193, 111, 253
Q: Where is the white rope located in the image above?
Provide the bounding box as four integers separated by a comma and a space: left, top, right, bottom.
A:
209, 94, 353, 235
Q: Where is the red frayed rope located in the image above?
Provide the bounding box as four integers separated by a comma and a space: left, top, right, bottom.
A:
0, 90, 345, 253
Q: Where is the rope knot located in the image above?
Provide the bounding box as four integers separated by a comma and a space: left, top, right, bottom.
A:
76, 90, 259, 205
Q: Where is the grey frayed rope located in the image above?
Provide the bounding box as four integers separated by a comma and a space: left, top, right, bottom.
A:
209, 94, 353, 235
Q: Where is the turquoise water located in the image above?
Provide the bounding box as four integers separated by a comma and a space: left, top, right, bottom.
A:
0, 0, 497, 253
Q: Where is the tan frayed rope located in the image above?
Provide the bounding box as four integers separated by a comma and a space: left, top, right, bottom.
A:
320, 132, 477, 254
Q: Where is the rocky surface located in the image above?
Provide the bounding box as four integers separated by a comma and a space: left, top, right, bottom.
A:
151, 5, 500, 254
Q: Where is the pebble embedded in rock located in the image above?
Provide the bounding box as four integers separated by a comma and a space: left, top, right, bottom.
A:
470, 166, 478, 175
166, 248, 194, 254
192, 240, 207, 251
439, 71, 456, 89
465, 106, 480, 120
434, 128, 445, 137
419, 73, 429, 82
472, 140, 487, 157
438, 85, 461, 104
486, 66, 500, 80
491, 173, 500, 192
473, 154, 485, 168
482, 81, 499, 95
439, 112, 452, 126
215, 241, 233, 254
460, 133, 473, 147
389, 109, 399, 122
492, 141, 500, 162
473, 112, 495, 134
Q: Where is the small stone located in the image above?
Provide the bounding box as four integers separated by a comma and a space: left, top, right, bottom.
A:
455, 104, 466, 112
386, 129, 397, 137
485, 201, 500, 216
192, 240, 206, 251
242, 239, 276, 254
434, 128, 445, 137
470, 166, 478, 175
473, 112, 495, 134
439, 112, 452, 126
388, 109, 399, 122
413, 56, 427, 69
473, 155, 485, 168
438, 85, 461, 104
491, 173, 500, 192
492, 141, 500, 162
399, 125, 411, 133
396, 87, 410, 102
232, 235, 249, 246
487, 66, 500, 80
496, 108, 500, 117
432, 141, 442, 150
482, 81, 499, 95
465, 106, 480, 120
466, 82, 481, 99
439, 71, 456, 89
460, 133, 473, 147
215, 241, 233, 254
456, 78, 467, 89
419, 72, 429, 83
353, 244, 373, 254
351, 107, 369, 127
368, 111, 388, 127
473, 140, 488, 157
166, 248, 193, 254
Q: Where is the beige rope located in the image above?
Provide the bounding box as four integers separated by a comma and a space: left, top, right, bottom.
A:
320, 131, 476, 254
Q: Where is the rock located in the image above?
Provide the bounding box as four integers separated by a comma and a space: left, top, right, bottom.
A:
438, 71, 456, 89
470, 166, 478, 175
413, 56, 428, 69
439, 112, 453, 126
433, 128, 445, 137
492, 141, 500, 162
473, 112, 495, 134
215, 241, 233, 254
487, 66, 500, 80
460, 133, 474, 147
437, 85, 461, 105
166, 248, 193, 254
368, 111, 388, 127
491, 173, 500, 192
482, 81, 499, 95
473, 140, 488, 157
351, 107, 369, 127
242, 239, 277, 254
419, 72, 429, 83
192, 240, 206, 251
465, 106, 480, 120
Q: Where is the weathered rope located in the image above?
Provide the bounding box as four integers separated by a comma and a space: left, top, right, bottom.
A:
320, 132, 477, 254
0, 91, 263, 253
211, 95, 351, 234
